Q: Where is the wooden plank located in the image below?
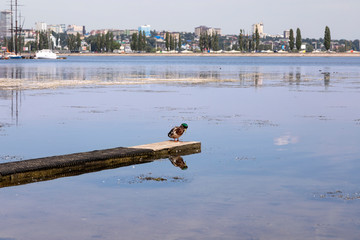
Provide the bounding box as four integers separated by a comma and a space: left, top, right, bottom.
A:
0, 140, 201, 188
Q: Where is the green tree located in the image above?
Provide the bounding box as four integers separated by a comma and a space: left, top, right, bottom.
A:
25, 41, 36, 52
137, 31, 142, 51
76, 33, 81, 51
86, 33, 119, 52
96, 34, 102, 51
165, 32, 170, 51
306, 44, 314, 52
205, 32, 210, 51
138, 30, 146, 51
101, 33, 106, 51
289, 29, 294, 51
255, 26, 260, 52
324, 26, 331, 51
296, 28, 302, 51
67, 34, 77, 52
178, 35, 182, 51
142, 31, 146, 51
251, 33, 255, 51
170, 34, 175, 50
238, 29, 244, 52
199, 32, 205, 51
38, 31, 49, 50
131, 33, 138, 51
110, 32, 115, 51
212, 33, 219, 51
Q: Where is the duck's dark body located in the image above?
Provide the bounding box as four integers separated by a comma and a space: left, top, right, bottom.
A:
168, 123, 188, 141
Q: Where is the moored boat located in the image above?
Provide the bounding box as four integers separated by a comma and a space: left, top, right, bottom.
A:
35, 49, 58, 59
9, 54, 22, 59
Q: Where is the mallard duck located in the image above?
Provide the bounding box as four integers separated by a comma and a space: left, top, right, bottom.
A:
168, 123, 188, 141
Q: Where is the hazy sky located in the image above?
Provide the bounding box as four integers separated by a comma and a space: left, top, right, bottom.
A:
1, 0, 359, 39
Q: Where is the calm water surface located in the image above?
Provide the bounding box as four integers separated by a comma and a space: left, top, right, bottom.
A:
0, 56, 360, 240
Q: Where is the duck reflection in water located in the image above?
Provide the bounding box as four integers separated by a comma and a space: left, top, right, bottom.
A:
169, 156, 188, 170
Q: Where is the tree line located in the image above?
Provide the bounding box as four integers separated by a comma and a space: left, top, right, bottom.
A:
165, 32, 182, 51
2, 25, 357, 54
25, 31, 82, 52
130, 31, 147, 52
86, 32, 120, 52
199, 31, 220, 52
287, 26, 331, 52
237, 27, 260, 52
3, 31, 120, 53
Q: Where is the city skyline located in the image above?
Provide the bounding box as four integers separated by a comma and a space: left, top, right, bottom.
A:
1, 0, 359, 40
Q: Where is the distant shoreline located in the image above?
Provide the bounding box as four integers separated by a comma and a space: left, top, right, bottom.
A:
61, 52, 360, 57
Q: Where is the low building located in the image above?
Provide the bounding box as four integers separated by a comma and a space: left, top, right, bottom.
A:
48, 24, 66, 34
283, 30, 290, 39
67, 24, 85, 35
195, 26, 221, 37
124, 29, 138, 36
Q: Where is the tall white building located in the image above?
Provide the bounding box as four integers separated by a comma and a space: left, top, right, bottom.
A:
35, 22, 48, 32
252, 22, 265, 38
0, 10, 12, 39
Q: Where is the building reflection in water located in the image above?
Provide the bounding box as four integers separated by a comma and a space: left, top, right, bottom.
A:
1, 61, 336, 92
323, 72, 330, 87
285, 68, 302, 85
238, 71, 264, 87
0, 63, 226, 83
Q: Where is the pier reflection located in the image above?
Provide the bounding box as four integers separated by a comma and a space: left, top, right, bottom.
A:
0, 148, 199, 189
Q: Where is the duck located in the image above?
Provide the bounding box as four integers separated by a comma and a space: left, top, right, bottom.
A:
168, 123, 188, 141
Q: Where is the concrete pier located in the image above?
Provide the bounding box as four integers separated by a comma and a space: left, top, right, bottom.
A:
0, 141, 201, 188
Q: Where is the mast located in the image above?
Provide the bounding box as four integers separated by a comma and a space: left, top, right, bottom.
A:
15, 0, 18, 54
10, 0, 14, 52
19, 11, 23, 54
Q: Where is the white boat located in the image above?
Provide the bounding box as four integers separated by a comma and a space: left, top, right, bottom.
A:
35, 49, 58, 59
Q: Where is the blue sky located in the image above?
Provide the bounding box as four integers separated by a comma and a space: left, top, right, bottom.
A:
1, 0, 359, 39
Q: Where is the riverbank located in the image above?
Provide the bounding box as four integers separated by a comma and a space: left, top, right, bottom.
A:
61, 52, 360, 57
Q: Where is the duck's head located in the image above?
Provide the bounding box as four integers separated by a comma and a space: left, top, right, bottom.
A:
181, 123, 188, 129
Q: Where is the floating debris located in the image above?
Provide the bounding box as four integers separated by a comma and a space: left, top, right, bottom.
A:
139, 176, 167, 182
314, 190, 360, 201
123, 173, 187, 184
235, 156, 256, 161
242, 119, 279, 128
